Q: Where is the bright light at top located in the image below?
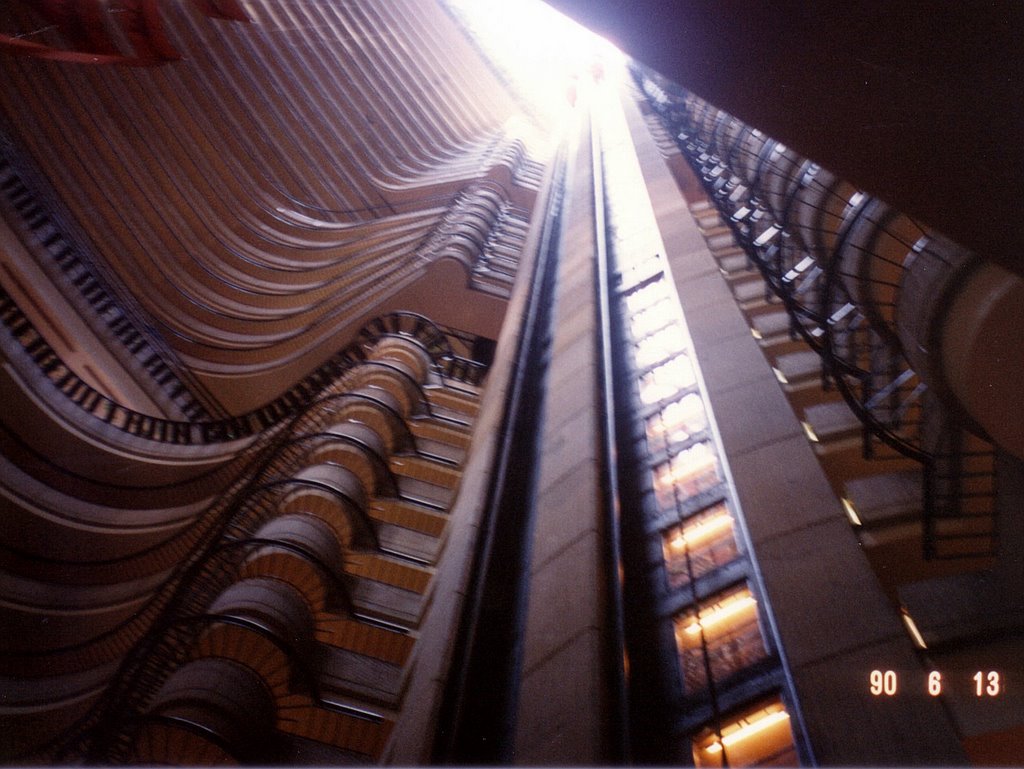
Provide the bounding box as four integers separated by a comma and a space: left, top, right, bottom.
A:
448, 0, 625, 121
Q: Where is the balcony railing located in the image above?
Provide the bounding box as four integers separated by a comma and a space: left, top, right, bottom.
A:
24, 325, 471, 764
0, 130, 215, 419
0, 288, 486, 448
636, 70, 997, 560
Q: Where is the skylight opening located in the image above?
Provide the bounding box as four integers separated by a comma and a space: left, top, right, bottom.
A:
448, 0, 625, 123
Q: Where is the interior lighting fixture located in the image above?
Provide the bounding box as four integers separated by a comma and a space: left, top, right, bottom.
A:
643, 356, 697, 398
642, 381, 678, 405
626, 287, 662, 315
703, 706, 791, 754
668, 443, 717, 485
900, 607, 928, 649
801, 420, 820, 443
669, 513, 734, 552
660, 394, 707, 433
841, 497, 863, 527
636, 327, 683, 367
683, 592, 756, 636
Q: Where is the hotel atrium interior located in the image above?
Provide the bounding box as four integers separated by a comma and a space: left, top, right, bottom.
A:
0, 0, 1022, 765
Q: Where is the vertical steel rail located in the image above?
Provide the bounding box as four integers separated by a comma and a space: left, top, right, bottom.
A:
589, 103, 631, 763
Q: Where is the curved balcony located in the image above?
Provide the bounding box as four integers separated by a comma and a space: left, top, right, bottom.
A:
11, 318, 481, 765
130, 657, 279, 765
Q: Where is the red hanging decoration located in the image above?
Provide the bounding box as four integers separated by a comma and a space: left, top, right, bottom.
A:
0, 0, 249, 65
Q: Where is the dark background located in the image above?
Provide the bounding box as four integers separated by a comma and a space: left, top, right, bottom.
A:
547, 1, 1024, 277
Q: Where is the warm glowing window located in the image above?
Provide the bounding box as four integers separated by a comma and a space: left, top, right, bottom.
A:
652, 442, 720, 508
609, 214, 649, 254
640, 355, 697, 405
624, 281, 666, 315
662, 502, 738, 589
691, 699, 797, 767
635, 324, 685, 368
619, 254, 663, 290
674, 584, 767, 693
645, 392, 708, 453
630, 297, 676, 338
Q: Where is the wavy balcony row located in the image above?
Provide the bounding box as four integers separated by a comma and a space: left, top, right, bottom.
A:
0, 1, 544, 379
4, 328, 480, 763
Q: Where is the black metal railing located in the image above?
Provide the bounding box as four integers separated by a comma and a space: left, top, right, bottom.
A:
40, 344, 460, 763
636, 69, 997, 560
0, 289, 486, 447
0, 131, 218, 420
